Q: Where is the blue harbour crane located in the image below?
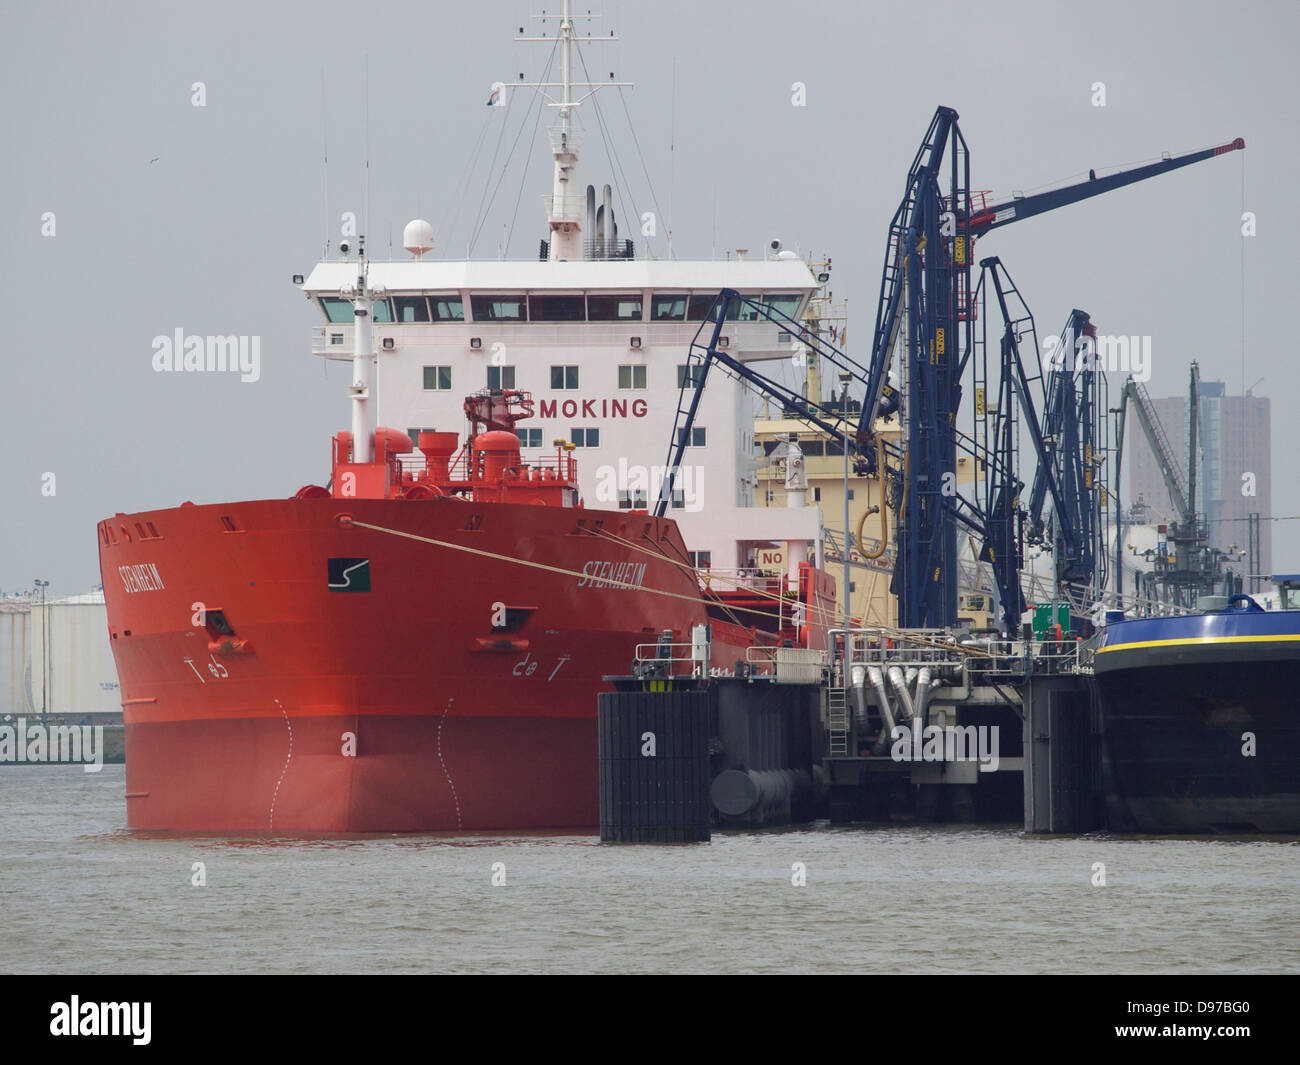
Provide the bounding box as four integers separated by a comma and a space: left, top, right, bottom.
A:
854, 109, 1243, 628
662, 109, 1243, 634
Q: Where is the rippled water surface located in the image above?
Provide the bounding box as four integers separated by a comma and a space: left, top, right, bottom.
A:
2, 766, 1296, 974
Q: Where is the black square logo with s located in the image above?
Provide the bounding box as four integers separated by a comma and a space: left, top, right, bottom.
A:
328, 557, 371, 592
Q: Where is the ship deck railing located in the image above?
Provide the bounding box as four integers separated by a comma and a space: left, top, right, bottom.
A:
828, 628, 1088, 684
698, 568, 799, 596
632, 642, 720, 680
395, 449, 578, 484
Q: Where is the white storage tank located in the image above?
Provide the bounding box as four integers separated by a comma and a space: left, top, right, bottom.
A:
0, 598, 35, 716
25, 590, 120, 718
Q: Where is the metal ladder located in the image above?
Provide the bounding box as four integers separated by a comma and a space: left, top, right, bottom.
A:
826, 683, 850, 757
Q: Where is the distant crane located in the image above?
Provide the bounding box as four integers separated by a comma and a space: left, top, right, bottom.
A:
1115, 362, 1238, 609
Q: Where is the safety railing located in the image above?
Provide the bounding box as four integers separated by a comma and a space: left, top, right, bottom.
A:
827, 627, 1091, 683
743, 645, 827, 683
632, 641, 710, 680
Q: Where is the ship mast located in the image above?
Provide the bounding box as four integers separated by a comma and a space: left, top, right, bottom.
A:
516, 1, 630, 261
348, 236, 381, 463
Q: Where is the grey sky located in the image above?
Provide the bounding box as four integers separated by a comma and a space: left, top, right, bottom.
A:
2, 0, 1296, 596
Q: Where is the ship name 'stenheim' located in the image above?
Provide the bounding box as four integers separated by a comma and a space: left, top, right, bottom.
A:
577, 560, 648, 589
118, 562, 165, 593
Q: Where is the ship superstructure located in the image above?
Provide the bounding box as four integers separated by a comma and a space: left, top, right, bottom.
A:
298, 1, 828, 586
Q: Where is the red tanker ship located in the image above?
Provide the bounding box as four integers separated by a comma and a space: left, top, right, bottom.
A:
99, 376, 833, 832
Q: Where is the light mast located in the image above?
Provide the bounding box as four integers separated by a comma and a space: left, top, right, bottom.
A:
347, 236, 380, 463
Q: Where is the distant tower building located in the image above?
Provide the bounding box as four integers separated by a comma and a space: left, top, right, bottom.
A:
1127, 380, 1271, 587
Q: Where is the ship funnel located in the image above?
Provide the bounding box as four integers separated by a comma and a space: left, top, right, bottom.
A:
586, 185, 596, 246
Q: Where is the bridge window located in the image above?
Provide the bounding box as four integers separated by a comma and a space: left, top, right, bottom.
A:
406, 426, 437, 446
688, 294, 760, 322
471, 295, 526, 322
676, 427, 707, 447
618, 490, 648, 510
570, 428, 600, 447
517, 428, 542, 448
423, 366, 452, 391
320, 298, 354, 323
762, 293, 803, 319
551, 365, 580, 390
395, 296, 430, 322
320, 296, 394, 322
689, 551, 711, 568
588, 295, 642, 321
651, 294, 688, 321
430, 295, 465, 321
687, 294, 727, 322
618, 365, 647, 389
487, 365, 516, 390
529, 294, 585, 321
676, 364, 704, 389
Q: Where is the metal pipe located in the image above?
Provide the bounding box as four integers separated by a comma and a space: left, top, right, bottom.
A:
841, 373, 851, 626
867, 665, 896, 755
850, 664, 871, 732
888, 665, 916, 723
914, 666, 933, 731
710, 768, 810, 817
860, 437, 889, 559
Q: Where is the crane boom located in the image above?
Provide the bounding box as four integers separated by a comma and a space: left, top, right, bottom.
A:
859, 123, 1244, 446
1122, 377, 1190, 521
969, 138, 1245, 237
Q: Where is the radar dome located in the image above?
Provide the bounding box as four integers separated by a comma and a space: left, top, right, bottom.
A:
403, 219, 435, 258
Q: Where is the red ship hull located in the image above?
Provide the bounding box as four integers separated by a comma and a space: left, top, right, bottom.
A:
99, 497, 762, 832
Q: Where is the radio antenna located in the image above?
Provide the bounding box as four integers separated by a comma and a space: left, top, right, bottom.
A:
321, 70, 330, 257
